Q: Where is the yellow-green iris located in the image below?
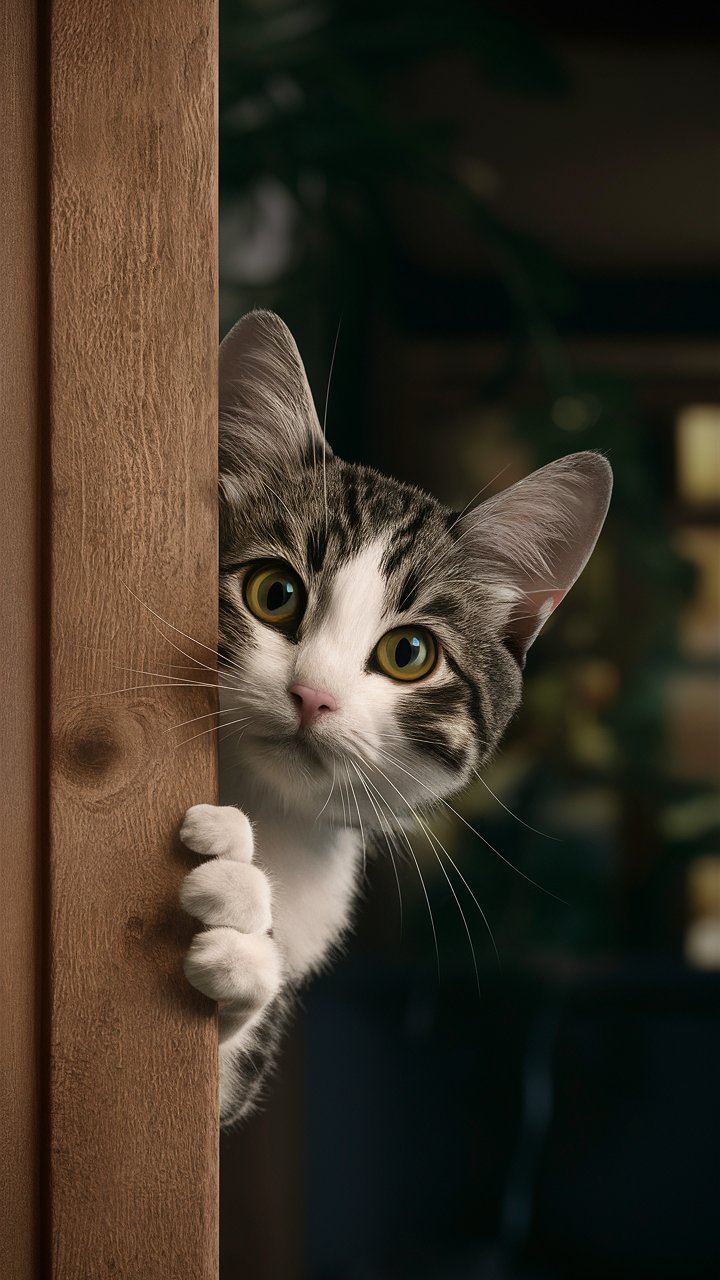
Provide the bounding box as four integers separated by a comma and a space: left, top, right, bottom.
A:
375, 627, 438, 682
244, 563, 304, 629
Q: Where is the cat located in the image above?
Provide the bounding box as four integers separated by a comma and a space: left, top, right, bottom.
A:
178, 310, 612, 1124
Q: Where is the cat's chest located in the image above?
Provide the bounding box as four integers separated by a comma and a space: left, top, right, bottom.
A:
251, 812, 362, 981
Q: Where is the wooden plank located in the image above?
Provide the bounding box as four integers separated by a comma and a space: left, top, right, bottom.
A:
46, 3, 219, 1275
0, 4, 40, 1278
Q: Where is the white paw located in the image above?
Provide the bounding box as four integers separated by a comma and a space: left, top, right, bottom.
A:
180, 859, 272, 934
180, 803, 254, 862
180, 804, 281, 1028
183, 928, 281, 1008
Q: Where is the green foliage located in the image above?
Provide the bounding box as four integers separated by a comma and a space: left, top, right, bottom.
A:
220, 0, 572, 349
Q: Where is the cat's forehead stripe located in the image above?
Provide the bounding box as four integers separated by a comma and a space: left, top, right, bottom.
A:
397, 564, 422, 613
381, 506, 439, 578
297, 541, 389, 686
306, 524, 326, 575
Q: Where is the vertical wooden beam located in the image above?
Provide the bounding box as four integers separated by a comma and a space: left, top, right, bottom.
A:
46, 2, 219, 1276
0, 3, 40, 1278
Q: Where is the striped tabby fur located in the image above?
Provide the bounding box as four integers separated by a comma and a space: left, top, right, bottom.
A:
179, 311, 612, 1124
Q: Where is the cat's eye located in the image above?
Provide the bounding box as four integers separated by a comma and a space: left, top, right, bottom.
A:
243, 562, 305, 630
374, 627, 438, 682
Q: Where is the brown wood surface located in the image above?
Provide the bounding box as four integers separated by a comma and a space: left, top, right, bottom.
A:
0, 3, 40, 1278
46, 2, 219, 1276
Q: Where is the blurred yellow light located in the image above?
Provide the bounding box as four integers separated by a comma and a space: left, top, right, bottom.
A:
687, 855, 720, 915
676, 405, 720, 504
685, 918, 720, 969
686, 855, 720, 970
665, 673, 720, 783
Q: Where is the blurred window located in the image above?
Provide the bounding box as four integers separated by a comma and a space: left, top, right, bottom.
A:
676, 404, 720, 504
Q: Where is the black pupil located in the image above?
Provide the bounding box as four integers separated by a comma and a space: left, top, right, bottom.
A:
267, 578, 292, 612
395, 636, 419, 668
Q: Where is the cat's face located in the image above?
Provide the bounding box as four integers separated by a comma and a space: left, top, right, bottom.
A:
219, 457, 519, 822
218, 311, 612, 827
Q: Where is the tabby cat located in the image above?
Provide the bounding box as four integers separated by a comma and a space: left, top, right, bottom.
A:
179, 311, 612, 1123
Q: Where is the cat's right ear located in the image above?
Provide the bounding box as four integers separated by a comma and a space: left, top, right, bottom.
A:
219, 310, 331, 491
454, 451, 612, 661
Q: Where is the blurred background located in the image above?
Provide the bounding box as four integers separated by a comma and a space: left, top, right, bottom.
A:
217, 3, 720, 1277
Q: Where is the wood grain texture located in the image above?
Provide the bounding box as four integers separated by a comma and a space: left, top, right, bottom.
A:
47, 2, 219, 1275
0, 4, 40, 1278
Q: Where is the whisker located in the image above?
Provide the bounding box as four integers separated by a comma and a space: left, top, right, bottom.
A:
413, 505, 505, 593
165, 662, 220, 671
412, 462, 515, 594
373, 746, 566, 905
419, 815, 499, 975
445, 463, 513, 534
363, 756, 499, 969
168, 704, 246, 732
345, 764, 367, 881
354, 765, 413, 867
219, 721, 254, 749
108, 662, 235, 694
127, 598, 220, 677
430, 839, 481, 997
82, 680, 221, 700
255, 474, 296, 522
352, 763, 404, 938
321, 315, 342, 534
175, 716, 253, 748
112, 613, 250, 722
373, 730, 494, 755
471, 769, 560, 842
355, 763, 440, 983
337, 773, 349, 830
315, 759, 337, 823
120, 580, 222, 663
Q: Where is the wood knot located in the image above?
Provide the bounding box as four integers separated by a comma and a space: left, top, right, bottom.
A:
56, 707, 143, 796
68, 723, 119, 775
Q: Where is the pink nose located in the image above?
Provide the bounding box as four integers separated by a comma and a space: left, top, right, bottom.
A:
289, 684, 337, 729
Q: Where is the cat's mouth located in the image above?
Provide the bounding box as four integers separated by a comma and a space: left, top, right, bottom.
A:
288, 729, 328, 768
249, 720, 336, 778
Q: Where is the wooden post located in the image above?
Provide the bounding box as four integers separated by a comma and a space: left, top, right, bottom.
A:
2, 2, 219, 1276
1, 4, 41, 1278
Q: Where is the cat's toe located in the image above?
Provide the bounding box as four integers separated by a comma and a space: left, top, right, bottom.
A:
180, 860, 272, 934
183, 928, 281, 1007
180, 803, 254, 862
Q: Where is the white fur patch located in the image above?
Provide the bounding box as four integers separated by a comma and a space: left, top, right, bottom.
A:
180, 860, 272, 934
297, 541, 389, 696
183, 928, 281, 1009
180, 803, 254, 862
253, 818, 361, 981
292, 541, 410, 762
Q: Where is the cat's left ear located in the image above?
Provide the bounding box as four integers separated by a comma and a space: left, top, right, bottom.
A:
456, 452, 612, 660
219, 310, 331, 487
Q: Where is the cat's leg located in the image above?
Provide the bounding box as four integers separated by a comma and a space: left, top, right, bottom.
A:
179, 804, 283, 1116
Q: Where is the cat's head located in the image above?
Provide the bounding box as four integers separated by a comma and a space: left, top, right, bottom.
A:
218, 310, 612, 826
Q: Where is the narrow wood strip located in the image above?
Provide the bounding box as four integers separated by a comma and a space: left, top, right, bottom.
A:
0, 2, 41, 1276
47, 3, 219, 1274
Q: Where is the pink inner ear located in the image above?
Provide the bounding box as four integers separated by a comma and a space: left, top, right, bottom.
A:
549, 589, 566, 614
